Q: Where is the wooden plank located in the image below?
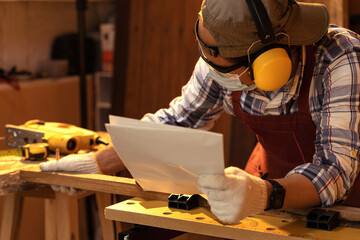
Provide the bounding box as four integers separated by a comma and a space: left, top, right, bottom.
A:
19, 169, 360, 224
20, 169, 173, 203
105, 197, 360, 240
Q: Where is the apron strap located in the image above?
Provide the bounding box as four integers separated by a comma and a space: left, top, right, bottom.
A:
298, 45, 315, 115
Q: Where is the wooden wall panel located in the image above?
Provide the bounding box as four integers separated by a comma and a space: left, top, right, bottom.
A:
123, 0, 202, 119
113, 0, 238, 165
112, 0, 256, 167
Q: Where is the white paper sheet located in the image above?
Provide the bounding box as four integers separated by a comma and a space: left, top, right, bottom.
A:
105, 115, 225, 194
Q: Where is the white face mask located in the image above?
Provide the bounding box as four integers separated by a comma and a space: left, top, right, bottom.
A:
208, 66, 256, 91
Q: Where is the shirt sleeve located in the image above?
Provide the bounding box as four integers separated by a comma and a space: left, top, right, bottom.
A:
287, 49, 360, 206
141, 58, 226, 130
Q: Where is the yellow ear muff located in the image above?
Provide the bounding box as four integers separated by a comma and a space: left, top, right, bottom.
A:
252, 47, 292, 91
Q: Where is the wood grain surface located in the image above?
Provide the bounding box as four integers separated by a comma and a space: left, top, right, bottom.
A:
0, 156, 45, 194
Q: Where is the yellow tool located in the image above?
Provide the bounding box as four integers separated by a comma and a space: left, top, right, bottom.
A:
22, 143, 50, 160
5, 120, 108, 154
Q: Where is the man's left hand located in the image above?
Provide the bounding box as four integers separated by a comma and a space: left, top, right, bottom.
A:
39, 152, 101, 195
197, 166, 268, 224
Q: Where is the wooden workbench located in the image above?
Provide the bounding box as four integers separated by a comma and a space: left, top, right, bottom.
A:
2, 156, 360, 239
19, 168, 360, 239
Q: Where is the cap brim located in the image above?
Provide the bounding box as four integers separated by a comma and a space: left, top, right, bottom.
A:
283, 2, 329, 46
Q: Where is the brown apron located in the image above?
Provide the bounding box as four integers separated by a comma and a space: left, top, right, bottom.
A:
232, 46, 359, 207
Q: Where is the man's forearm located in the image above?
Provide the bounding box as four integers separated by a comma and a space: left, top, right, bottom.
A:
266, 174, 321, 210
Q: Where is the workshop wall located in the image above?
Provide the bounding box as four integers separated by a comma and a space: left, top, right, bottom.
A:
0, 2, 116, 240
0, 1, 115, 73
0, 1, 116, 141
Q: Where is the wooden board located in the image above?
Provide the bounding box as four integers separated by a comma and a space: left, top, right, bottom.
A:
20, 169, 172, 202
105, 197, 360, 240
19, 169, 360, 224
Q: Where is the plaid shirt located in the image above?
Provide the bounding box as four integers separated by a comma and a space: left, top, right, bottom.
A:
142, 25, 360, 207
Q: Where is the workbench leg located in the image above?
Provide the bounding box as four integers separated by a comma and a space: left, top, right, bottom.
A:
0, 193, 23, 240
44, 198, 57, 240
47, 191, 93, 240
55, 192, 79, 240
96, 192, 116, 240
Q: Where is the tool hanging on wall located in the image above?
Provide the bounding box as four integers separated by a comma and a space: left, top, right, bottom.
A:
5, 119, 108, 155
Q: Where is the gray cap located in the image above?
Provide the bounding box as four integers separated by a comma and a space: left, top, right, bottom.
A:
200, 0, 329, 57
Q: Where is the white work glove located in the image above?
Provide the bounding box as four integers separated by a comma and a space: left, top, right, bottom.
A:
197, 166, 268, 224
40, 152, 102, 196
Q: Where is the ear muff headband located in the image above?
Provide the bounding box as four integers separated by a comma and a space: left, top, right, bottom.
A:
245, 0, 293, 91
245, 0, 275, 43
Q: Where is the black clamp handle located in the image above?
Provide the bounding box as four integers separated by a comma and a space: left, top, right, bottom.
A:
306, 208, 340, 231
168, 194, 199, 210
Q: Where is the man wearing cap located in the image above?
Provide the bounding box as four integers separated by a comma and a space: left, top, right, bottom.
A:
41, 0, 360, 224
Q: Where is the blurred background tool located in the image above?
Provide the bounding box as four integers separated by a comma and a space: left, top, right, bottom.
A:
21, 143, 50, 161
5, 119, 108, 154
0, 68, 20, 90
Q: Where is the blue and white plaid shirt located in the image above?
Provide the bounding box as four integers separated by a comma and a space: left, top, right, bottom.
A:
142, 25, 360, 207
